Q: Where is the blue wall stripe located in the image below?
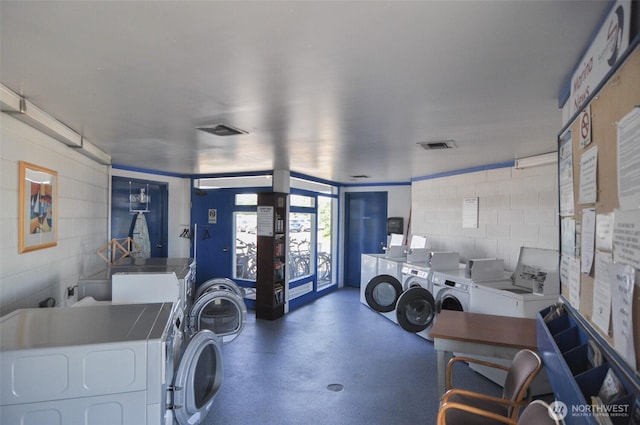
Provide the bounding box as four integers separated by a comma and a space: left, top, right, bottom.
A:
411, 161, 515, 182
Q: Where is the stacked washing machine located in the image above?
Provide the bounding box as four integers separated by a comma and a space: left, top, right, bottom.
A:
0, 302, 223, 425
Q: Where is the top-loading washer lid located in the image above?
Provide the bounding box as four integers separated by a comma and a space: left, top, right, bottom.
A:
173, 329, 223, 425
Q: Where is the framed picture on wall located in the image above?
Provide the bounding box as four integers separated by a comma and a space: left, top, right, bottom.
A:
18, 161, 58, 253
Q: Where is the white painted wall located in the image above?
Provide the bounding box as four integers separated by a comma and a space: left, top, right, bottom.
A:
0, 114, 110, 313
111, 169, 192, 259
411, 164, 558, 271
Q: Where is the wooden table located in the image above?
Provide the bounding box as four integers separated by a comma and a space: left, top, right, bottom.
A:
429, 310, 537, 396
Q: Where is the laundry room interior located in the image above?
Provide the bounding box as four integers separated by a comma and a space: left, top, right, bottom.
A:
1, 1, 640, 425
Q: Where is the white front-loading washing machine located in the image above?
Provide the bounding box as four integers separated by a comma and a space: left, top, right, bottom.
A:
396, 261, 436, 340
362, 254, 406, 324
430, 269, 473, 314
359, 253, 385, 306
0, 302, 223, 425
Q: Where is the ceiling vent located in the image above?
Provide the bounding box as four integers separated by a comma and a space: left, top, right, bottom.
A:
196, 123, 248, 136
349, 174, 370, 180
418, 140, 456, 150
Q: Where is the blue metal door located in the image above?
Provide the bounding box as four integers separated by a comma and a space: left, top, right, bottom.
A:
191, 188, 234, 286
344, 192, 387, 287
111, 177, 168, 257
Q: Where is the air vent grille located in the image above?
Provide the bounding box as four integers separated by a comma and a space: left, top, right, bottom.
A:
418, 140, 456, 150
197, 123, 248, 136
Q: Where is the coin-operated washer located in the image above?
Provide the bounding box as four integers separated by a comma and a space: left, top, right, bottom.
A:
398, 251, 462, 340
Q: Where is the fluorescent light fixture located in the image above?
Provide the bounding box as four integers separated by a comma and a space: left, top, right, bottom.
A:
1, 83, 81, 147
73, 138, 111, 165
514, 152, 557, 169
2, 83, 111, 164
196, 175, 272, 189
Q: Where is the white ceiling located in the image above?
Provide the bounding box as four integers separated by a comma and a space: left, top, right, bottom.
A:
0, 1, 610, 183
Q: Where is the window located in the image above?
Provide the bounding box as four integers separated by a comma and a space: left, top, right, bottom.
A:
234, 211, 257, 281
316, 195, 334, 288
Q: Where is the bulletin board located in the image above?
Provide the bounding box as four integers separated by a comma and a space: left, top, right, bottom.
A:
559, 44, 640, 374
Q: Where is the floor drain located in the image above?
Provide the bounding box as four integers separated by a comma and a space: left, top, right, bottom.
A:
327, 383, 344, 392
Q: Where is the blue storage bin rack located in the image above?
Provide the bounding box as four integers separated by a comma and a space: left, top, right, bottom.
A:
537, 304, 639, 425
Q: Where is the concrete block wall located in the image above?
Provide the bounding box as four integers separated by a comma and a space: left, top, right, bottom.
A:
0, 114, 110, 314
411, 163, 558, 271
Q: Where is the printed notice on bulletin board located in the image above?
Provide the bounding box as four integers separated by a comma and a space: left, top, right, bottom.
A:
617, 107, 640, 210
257, 206, 274, 237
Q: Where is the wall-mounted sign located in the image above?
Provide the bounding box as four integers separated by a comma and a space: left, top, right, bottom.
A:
462, 197, 478, 228
208, 209, 217, 224
565, 0, 630, 120
579, 105, 592, 148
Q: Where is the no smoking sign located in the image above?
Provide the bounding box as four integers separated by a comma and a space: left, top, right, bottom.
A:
579, 105, 592, 148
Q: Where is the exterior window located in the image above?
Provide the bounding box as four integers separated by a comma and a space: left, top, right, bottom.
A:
234, 211, 257, 281
289, 212, 314, 281
317, 196, 333, 288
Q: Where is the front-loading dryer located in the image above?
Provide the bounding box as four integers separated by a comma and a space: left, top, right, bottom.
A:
188, 277, 248, 344
430, 269, 473, 314
0, 302, 223, 425
397, 262, 436, 340
363, 274, 404, 324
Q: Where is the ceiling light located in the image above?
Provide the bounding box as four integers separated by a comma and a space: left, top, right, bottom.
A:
196, 123, 248, 136
418, 140, 456, 150
514, 152, 557, 169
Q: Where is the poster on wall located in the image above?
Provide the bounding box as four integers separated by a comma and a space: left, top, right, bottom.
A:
617, 107, 640, 210
559, 131, 575, 216
257, 206, 274, 237
578, 146, 598, 204
592, 251, 613, 334
613, 209, 640, 270
18, 161, 58, 253
608, 262, 637, 369
581, 208, 596, 274
462, 197, 478, 228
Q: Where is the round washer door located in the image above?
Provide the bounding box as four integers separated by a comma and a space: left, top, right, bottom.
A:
396, 287, 435, 333
195, 277, 244, 300
437, 291, 464, 312
364, 274, 403, 313
188, 290, 247, 344
173, 329, 223, 425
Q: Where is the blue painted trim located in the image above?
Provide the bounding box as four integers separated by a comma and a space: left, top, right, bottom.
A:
341, 181, 411, 188
559, 35, 640, 136
411, 161, 515, 182
558, 0, 625, 107
112, 163, 191, 178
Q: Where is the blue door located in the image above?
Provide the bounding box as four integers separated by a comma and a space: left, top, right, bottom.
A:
344, 192, 388, 287
111, 177, 168, 257
191, 188, 235, 286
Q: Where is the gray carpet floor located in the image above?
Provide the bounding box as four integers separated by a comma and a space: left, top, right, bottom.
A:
203, 286, 503, 425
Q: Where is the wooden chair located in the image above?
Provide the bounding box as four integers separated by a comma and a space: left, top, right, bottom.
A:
437, 399, 562, 425
439, 349, 542, 424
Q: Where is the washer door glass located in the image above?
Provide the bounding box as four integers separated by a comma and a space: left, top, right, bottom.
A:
188, 289, 247, 344
364, 274, 403, 313
396, 287, 435, 332
195, 277, 245, 299
173, 330, 223, 425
